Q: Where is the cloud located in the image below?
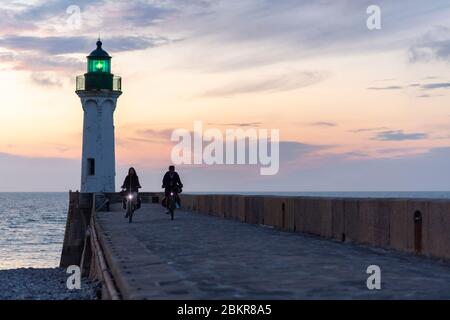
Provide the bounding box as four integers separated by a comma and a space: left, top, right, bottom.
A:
421, 82, 450, 90
2, 53, 83, 73
125, 125, 332, 169
308, 122, 337, 127
279, 141, 330, 163
409, 26, 450, 62
372, 130, 428, 141
106, 1, 174, 28
207, 122, 263, 127
367, 86, 403, 90
162, 0, 450, 73
30, 73, 63, 87
417, 94, 444, 98
0, 51, 14, 62
350, 127, 390, 133
132, 128, 175, 143
125, 146, 450, 192
374, 147, 429, 158
341, 151, 369, 158
366, 79, 450, 94
0, 35, 174, 74
2, 1, 449, 76
268, 147, 450, 192
0, 152, 79, 192
129, 127, 330, 162
422, 76, 441, 80
11, 0, 106, 21
0, 0, 175, 35
202, 71, 330, 97
0, 35, 171, 55
1, 0, 449, 74
0, 1, 184, 74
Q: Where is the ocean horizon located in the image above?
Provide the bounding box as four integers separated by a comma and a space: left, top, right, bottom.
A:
2, 191, 450, 270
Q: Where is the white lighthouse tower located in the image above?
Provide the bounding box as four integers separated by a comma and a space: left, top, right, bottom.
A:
76, 40, 122, 193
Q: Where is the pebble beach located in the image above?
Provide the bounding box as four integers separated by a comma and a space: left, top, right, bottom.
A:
0, 268, 98, 300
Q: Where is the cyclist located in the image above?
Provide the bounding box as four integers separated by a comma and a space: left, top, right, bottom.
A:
162, 165, 183, 210
121, 167, 142, 214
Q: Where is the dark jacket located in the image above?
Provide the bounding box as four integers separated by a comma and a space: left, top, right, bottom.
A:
162, 172, 182, 192
121, 175, 141, 192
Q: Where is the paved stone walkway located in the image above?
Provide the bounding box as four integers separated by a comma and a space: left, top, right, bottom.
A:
96, 204, 450, 300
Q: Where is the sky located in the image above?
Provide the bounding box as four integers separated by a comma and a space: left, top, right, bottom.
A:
1, 0, 450, 192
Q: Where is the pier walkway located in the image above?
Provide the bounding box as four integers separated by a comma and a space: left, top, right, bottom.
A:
95, 203, 450, 300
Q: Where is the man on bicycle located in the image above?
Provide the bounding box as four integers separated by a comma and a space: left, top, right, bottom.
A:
162, 165, 183, 209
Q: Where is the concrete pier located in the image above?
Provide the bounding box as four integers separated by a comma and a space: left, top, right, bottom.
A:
60, 193, 450, 300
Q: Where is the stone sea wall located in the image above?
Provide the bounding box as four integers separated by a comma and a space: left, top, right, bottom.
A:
180, 194, 450, 260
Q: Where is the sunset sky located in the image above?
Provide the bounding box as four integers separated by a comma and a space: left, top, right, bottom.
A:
2, 0, 450, 192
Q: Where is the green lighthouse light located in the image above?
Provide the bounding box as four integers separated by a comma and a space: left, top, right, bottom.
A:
88, 59, 110, 73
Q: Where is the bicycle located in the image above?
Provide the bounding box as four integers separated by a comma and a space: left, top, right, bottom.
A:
124, 191, 138, 223
167, 191, 176, 221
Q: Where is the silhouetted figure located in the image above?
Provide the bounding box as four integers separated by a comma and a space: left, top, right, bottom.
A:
162, 165, 183, 208
121, 167, 142, 210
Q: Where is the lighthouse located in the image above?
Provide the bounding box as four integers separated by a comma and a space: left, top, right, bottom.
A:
76, 40, 122, 193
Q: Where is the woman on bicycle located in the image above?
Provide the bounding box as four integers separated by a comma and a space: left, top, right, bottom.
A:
121, 167, 142, 210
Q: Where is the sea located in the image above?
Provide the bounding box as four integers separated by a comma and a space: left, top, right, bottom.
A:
0, 193, 68, 270
2, 191, 450, 270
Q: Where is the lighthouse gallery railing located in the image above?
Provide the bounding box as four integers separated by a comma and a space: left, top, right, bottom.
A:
76, 75, 122, 92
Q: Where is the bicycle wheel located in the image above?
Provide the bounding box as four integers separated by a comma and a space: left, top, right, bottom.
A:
128, 206, 133, 223
169, 197, 175, 220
